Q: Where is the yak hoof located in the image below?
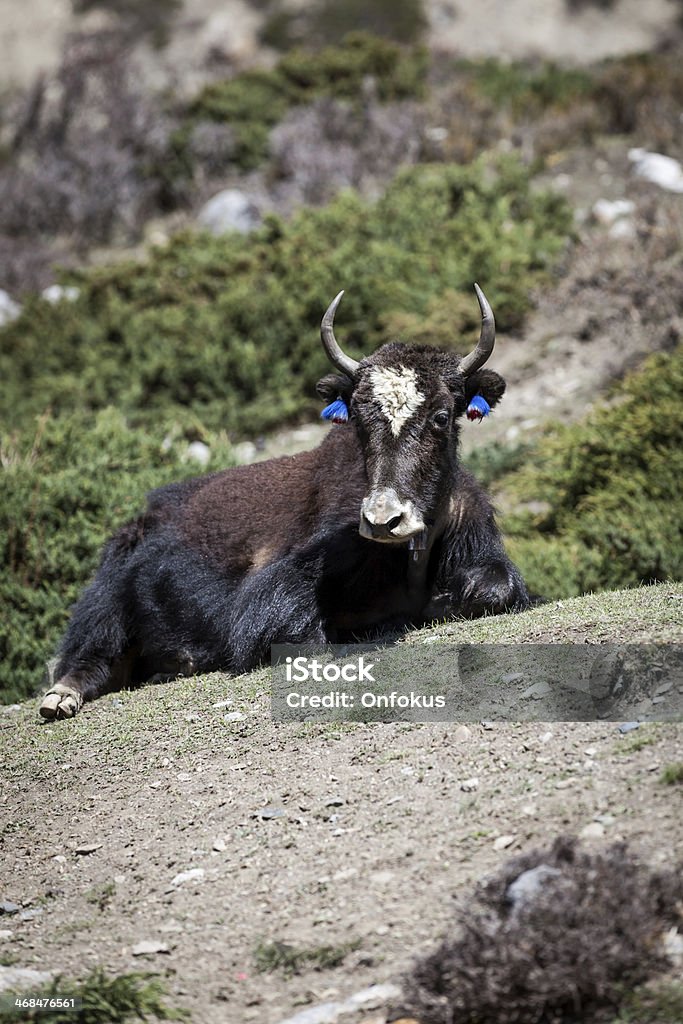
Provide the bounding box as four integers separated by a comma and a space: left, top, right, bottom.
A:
39, 683, 83, 721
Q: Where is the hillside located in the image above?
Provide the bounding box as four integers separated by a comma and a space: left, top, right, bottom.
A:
1, 584, 681, 1022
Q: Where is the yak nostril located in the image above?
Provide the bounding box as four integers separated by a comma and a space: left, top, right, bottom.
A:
386, 514, 403, 532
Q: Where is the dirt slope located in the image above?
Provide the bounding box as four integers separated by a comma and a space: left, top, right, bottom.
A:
1, 584, 681, 1023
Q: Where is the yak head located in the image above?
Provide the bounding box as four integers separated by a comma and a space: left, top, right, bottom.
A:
316, 285, 506, 547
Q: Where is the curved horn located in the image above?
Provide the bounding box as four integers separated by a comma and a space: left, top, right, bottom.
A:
321, 291, 360, 377
459, 283, 496, 377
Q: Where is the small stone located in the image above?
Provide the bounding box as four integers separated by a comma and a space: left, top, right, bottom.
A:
212, 699, 233, 709
258, 806, 286, 820
325, 797, 344, 807
521, 803, 537, 817
480, 721, 495, 730
507, 864, 561, 907
213, 838, 226, 852
493, 834, 517, 851
19, 909, 43, 921
225, 711, 246, 723
629, 148, 683, 192
584, 747, 597, 757
502, 672, 525, 684
592, 198, 636, 226
176, 772, 192, 782
131, 940, 170, 956
522, 681, 552, 700
170, 868, 205, 887
618, 722, 641, 734
0, 965, 55, 993
0, 930, 13, 941
555, 779, 572, 790
75, 843, 102, 855
580, 822, 605, 840
197, 189, 261, 235
539, 731, 554, 744
654, 681, 673, 696
460, 777, 479, 793
0, 903, 20, 916
0, 290, 21, 327
454, 725, 472, 742
41, 285, 80, 304
184, 441, 210, 467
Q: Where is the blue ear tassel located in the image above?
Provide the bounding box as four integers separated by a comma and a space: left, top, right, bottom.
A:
321, 398, 349, 424
466, 394, 491, 422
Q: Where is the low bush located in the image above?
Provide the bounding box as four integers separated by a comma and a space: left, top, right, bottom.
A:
503, 346, 683, 598
0, 156, 572, 437
0, 410, 232, 704
188, 32, 428, 170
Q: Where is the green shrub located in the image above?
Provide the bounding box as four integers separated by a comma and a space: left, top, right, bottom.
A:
0, 409, 233, 704
0, 156, 572, 440
260, 0, 427, 50
503, 347, 683, 598
188, 33, 428, 169
461, 59, 593, 117
0, 967, 186, 1022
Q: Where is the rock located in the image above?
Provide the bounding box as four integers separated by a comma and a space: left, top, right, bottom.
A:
325, 797, 344, 807
555, 779, 572, 789
170, 867, 205, 887
41, 285, 80, 304
618, 721, 641, 734
1, 705, 21, 714
274, 983, 401, 1024
258, 806, 286, 820
507, 864, 561, 908
454, 725, 472, 742
539, 730, 554, 744
75, 843, 102, 855
580, 821, 605, 840
184, 441, 210, 467
460, 777, 479, 793
661, 926, 683, 967
608, 218, 636, 241
0, 931, 12, 941
19, 909, 43, 921
502, 672, 525, 684
0, 965, 55, 994
131, 940, 170, 956
0, 903, 20, 915
197, 189, 261, 236
0, 290, 21, 327
225, 711, 246, 723
592, 198, 635, 226
213, 838, 226, 852
521, 680, 552, 700
629, 148, 683, 192
493, 834, 517, 851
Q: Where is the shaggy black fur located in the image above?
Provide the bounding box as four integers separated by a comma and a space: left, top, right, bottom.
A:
393, 837, 683, 1024
47, 341, 529, 715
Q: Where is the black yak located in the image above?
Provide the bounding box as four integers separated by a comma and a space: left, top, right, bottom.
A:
39, 284, 529, 720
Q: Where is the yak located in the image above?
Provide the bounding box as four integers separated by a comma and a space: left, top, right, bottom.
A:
39, 285, 529, 721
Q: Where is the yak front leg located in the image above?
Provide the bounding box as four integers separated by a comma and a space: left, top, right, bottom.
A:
228, 548, 329, 672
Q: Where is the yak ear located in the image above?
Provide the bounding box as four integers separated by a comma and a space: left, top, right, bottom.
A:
463, 369, 506, 410
316, 372, 354, 404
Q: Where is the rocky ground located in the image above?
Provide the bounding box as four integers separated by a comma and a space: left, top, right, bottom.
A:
0, 585, 681, 1023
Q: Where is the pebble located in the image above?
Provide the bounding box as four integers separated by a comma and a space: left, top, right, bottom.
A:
75, 843, 102, 855
539, 731, 554, 744
460, 777, 479, 793
493, 834, 517, 851
0, 903, 20, 916
325, 797, 344, 807
0, 966, 55, 994
170, 868, 205, 887
580, 822, 605, 840
225, 711, 247, 722
213, 838, 226, 852
507, 864, 561, 907
629, 148, 683, 192
521, 681, 552, 700
184, 441, 210, 467
592, 198, 635, 226
258, 806, 286, 820
555, 779, 572, 790
176, 772, 192, 782
19, 909, 43, 921
618, 722, 640, 734
502, 672, 525, 684
454, 725, 472, 742
131, 940, 170, 957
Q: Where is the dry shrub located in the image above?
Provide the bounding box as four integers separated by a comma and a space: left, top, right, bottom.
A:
395, 837, 683, 1024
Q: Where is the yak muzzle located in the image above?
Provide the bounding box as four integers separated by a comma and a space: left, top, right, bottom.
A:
360, 488, 426, 543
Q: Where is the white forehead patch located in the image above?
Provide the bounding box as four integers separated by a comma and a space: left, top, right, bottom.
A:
370, 365, 425, 437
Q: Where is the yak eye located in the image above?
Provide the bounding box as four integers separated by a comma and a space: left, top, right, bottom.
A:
432, 410, 450, 429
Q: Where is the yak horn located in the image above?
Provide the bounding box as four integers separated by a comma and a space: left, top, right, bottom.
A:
321, 291, 360, 377
459, 283, 496, 377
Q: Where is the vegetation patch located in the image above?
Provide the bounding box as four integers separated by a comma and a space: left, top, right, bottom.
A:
254, 938, 361, 978
659, 762, 683, 786
502, 346, 683, 599
0, 968, 186, 1023
187, 32, 428, 170
0, 155, 571, 437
